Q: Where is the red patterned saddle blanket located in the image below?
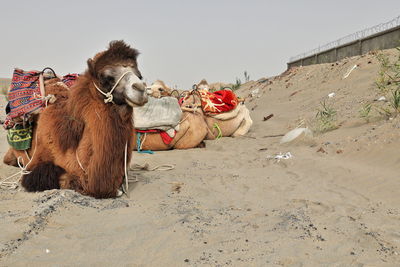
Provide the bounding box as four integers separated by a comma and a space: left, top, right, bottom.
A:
4, 68, 79, 129
198, 89, 238, 114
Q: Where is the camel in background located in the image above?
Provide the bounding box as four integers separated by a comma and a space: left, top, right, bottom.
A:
146, 80, 252, 140
132, 80, 208, 150
132, 110, 208, 150
180, 91, 252, 139
146, 80, 174, 98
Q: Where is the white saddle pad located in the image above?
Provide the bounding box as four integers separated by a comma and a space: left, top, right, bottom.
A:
133, 96, 182, 131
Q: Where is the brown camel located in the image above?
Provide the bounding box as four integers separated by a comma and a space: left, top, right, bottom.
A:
3, 76, 71, 167
3, 40, 148, 198
180, 91, 253, 139
140, 80, 252, 147
132, 108, 208, 151
136, 81, 209, 150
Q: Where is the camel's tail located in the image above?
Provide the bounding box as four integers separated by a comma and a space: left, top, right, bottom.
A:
21, 162, 65, 192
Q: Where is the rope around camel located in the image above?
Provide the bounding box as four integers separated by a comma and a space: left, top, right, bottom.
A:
122, 160, 175, 196
0, 134, 38, 190
0, 138, 175, 193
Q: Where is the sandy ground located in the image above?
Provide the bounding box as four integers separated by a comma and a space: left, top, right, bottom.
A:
1, 49, 400, 266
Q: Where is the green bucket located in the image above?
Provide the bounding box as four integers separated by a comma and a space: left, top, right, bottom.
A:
7, 124, 33, 150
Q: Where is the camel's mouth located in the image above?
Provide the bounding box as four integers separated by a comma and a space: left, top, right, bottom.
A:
124, 91, 148, 107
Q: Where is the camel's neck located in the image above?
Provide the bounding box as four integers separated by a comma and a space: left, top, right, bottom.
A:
70, 73, 106, 105
70, 73, 134, 196
68, 73, 133, 135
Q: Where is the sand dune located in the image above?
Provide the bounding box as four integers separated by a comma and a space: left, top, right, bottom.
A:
1, 49, 400, 266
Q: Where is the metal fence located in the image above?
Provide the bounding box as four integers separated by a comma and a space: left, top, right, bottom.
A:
289, 15, 400, 63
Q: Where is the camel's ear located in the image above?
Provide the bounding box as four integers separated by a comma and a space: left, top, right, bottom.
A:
87, 58, 96, 77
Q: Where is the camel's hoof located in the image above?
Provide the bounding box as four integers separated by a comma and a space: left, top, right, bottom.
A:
116, 189, 123, 197
197, 141, 206, 148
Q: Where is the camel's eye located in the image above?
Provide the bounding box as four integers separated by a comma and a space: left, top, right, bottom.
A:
159, 88, 164, 92
99, 72, 115, 87
136, 71, 143, 80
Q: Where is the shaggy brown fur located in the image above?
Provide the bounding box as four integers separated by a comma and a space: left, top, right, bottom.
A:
4, 40, 144, 198
21, 162, 64, 191
87, 40, 140, 80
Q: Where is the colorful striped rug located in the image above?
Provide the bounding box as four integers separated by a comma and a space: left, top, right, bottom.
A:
4, 68, 79, 129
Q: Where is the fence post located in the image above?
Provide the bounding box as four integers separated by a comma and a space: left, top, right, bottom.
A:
335, 48, 338, 62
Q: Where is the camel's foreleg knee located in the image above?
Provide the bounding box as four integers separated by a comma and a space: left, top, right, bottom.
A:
3, 148, 18, 167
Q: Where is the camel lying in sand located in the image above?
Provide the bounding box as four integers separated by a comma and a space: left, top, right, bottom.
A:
180, 91, 252, 139
131, 81, 209, 151
4, 76, 70, 167
132, 110, 208, 150
3, 41, 148, 198
147, 80, 253, 140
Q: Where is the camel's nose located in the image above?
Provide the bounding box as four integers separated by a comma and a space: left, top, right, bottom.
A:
132, 82, 146, 92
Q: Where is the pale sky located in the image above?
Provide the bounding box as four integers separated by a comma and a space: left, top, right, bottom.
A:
1, 1, 399, 89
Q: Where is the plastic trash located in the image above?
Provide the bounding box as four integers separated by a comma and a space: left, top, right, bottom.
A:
328, 92, 335, 98
280, 128, 313, 144
250, 88, 260, 98
275, 152, 292, 160
343, 64, 358, 79
268, 152, 293, 162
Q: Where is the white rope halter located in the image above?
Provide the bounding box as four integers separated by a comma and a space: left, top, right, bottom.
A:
93, 71, 133, 104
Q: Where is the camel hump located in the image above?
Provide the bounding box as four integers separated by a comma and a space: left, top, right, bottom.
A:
21, 162, 65, 192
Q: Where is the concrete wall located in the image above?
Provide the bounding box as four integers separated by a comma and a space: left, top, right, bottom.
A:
317, 48, 336, 64
287, 25, 400, 68
361, 29, 400, 53
337, 40, 361, 60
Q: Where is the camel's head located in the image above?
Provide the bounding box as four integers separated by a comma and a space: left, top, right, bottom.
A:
196, 79, 210, 91
87, 40, 148, 107
179, 91, 202, 111
147, 80, 173, 98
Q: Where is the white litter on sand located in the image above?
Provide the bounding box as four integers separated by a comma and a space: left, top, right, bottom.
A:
280, 128, 313, 144
328, 92, 335, 98
343, 64, 358, 79
268, 152, 293, 162
250, 88, 260, 98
